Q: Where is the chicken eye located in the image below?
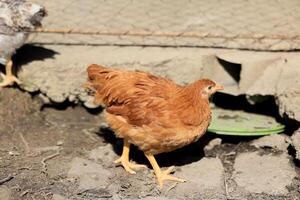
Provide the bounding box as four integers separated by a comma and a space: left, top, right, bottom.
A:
208, 85, 213, 90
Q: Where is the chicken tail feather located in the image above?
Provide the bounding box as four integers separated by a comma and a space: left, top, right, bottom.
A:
86, 64, 124, 105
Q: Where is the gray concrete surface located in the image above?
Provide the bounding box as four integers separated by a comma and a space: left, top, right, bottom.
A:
251, 134, 290, 152
66, 146, 227, 199
0, 187, 11, 200
30, 0, 300, 50
67, 157, 112, 190
204, 138, 222, 152
19, 45, 225, 107
52, 194, 68, 200
233, 152, 297, 195
169, 157, 225, 199
59, 141, 299, 199
17, 44, 300, 123
88, 144, 117, 168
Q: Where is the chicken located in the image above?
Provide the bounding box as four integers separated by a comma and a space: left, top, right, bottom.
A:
86, 64, 223, 188
0, 0, 46, 87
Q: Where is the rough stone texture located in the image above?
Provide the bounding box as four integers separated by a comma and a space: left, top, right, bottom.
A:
88, 144, 117, 167
31, 0, 300, 50
17, 44, 300, 122
67, 157, 112, 190
204, 138, 222, 152
167, 157, 225, 200
205, 51, 300, 122
0, 187, 11, 200
142, 197, 170, 200
233, 152, 297, 195
251, 134, 290, 151
292, 128, 300, 160
275, 57, 300, 122
18, 45, 214, 107
52, 194, 68, 200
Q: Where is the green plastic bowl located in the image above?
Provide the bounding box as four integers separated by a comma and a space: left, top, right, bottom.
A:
208, 108, 285, 136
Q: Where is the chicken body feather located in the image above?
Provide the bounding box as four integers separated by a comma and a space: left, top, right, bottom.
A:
87, 64, 214, 155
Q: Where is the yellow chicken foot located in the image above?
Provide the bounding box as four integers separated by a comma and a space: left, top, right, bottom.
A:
0, 60, 21, 87
145, 152, 186, 188
114, 139, 147, 174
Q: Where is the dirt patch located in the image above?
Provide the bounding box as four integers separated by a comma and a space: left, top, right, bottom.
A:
0, 89, 299, 200
0, 89, 105, 199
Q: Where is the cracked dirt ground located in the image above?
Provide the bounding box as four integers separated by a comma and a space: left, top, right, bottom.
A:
0, 88, 299, 200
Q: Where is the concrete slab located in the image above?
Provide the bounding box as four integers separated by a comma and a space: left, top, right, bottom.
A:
142, 197, 171, 200
204, 138, 222, 152
17, 44, 300, 123
251, 134, 290, 151
167, 157, 225, 199
67, 157, 112, 190
0, 187, 11, 200
31, 0, 300, 50
19, 45, 219, 107
52, 194, 69, 200
233, 152, 297, 195
88, 144, 117, 167
276, 56, 300, 122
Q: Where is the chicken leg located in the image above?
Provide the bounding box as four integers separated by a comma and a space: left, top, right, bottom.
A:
114, 139, 146, 174
0, 60, 21, 87
145, 152, 186, 188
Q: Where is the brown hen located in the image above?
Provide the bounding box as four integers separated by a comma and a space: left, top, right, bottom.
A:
86, 64, 223, 188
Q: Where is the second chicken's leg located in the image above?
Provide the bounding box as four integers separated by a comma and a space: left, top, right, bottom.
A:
145, 152, 186, 188
0, 60, 21, 87
114, 139, 146, 174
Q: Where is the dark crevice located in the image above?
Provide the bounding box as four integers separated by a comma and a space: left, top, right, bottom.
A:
288, 144, 300, 168
84, 106, 104, 115
40, 99, 78, 111
281, 113, 300, 136
217, 57, 241, 83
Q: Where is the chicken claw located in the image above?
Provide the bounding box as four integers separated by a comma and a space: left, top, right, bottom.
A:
114, 139, 147, 174
114, 157, 146, 174
156, 166, 186, 188
145, 153, 186, 188
0, 60, 21, 87
0, 74, 21, 87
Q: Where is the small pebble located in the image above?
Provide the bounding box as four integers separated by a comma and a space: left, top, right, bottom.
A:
8, 151, 20, 156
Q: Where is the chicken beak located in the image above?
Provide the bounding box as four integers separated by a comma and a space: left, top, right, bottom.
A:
214, 84, 224, 91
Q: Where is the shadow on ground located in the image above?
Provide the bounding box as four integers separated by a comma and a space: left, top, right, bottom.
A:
7, 45, 59, 75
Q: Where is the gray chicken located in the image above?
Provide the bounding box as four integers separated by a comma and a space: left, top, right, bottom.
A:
0, 0, 46, 87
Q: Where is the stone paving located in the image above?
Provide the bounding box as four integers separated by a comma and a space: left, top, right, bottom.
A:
30, 0, 300, 50
62, 141, 299, 200
233, 152, 296, 195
